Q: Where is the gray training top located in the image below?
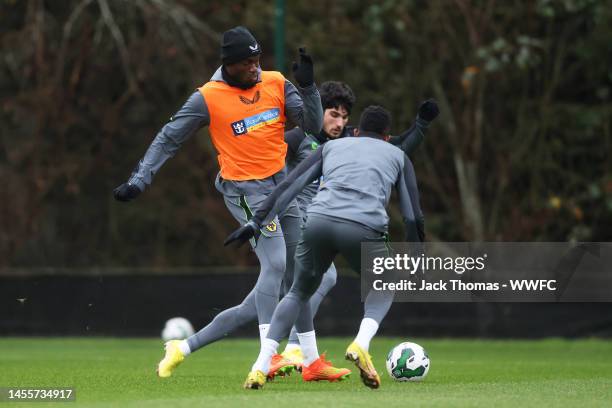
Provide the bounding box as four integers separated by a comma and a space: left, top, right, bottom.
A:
126, 67, 323, 194
251, 134, 425, 242
284, 116, 431, 214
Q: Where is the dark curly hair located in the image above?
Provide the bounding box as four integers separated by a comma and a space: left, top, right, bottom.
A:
358, 105, 392, 135
319, 81, 356, 114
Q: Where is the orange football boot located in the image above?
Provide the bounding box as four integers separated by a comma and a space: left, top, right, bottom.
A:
301, 354, 351, 382
267, 353, 295, 379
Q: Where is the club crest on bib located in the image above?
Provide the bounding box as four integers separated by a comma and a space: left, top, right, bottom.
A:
239, 91, 260, 105
265, 221, 277, 232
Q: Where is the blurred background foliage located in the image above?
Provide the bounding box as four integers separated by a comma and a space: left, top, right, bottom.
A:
1, 0, 611, 270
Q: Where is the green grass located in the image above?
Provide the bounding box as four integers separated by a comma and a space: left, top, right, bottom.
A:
1, 337, 611, 407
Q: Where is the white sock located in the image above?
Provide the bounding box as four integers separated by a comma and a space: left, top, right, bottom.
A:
283, 343, 301, 353
258, 324, 270, 342
354, 318, 379, 352
297, 331, 319, 366
251, 338, 279, 374
178, 340, 191, 356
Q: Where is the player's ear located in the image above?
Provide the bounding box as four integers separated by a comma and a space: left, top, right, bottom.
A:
383, 126, 391, 141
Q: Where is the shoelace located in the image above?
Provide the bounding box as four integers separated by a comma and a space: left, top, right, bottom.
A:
318, 355, 339, 370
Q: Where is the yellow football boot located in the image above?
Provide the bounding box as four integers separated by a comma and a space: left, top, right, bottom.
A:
156, 340, 185, 378
281, 348, 304, 371
345, 342, 381, 389
243, 370, 266, 389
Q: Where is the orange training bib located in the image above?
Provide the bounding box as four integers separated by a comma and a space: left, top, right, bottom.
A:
199, 71, 287, 180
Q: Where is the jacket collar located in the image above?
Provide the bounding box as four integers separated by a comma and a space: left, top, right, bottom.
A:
315, 126, 354, 144
210, 66, 262, 88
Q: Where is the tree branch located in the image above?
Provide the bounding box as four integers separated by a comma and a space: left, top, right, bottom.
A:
97, 0, 139, 93
53, 0, 93, 88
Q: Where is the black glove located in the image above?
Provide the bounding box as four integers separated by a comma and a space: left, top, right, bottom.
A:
113, 183, 142, 202
418, 99, 439, 122
224, 221, 260, 247
291, 47, 314, 88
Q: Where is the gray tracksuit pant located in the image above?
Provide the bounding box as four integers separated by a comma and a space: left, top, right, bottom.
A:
267, 214, 394, 342
186, 172, 301, 352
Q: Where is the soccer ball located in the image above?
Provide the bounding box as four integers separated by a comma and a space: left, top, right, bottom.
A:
161, 317, 194, 341
385, 342, 430, 381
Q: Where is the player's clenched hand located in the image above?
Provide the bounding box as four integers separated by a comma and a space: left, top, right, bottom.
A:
418, 99, 439, 122
224, 221, 260, 247
113, 183, 142, 202
292, 47, 314, 88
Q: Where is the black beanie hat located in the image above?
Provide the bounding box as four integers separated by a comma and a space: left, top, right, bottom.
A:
221, 26, 261, 65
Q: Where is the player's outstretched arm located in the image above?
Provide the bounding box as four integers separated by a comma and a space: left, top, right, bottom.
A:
113, 92, 210, 202
284, 48, 323, 135
396, 155, 425, 243
388, 99, 439, 155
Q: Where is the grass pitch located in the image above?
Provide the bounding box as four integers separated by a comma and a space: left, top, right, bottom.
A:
1, 337, 611, 407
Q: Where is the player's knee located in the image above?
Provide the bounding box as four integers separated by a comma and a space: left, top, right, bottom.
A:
288, 286, 311, 302
321, 268, 337, 288
291, 275, 319, 300
315, 265, 337, 296
254, 252, 285, 296
235, 302, 258, 325
264, 249, 286, 279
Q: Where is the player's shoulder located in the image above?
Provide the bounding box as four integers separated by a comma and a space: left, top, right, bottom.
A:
285, 126, 306, 140
384, 138, 407, 160
199, 67, 224, 89
261, 70, 286, 83
199, 79, 225, 92
285, 127, 307, 151
302, 132, 324, 152
363, 136, 406, 160
325, 136, 350, 147
285, 126, 306, 137
321, 136, 352, 155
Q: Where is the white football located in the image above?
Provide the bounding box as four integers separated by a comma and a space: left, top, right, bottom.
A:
161, 317, 194, 341
385, 341, 430, 381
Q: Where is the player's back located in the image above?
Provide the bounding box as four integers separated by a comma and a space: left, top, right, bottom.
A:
307, 136, 405, 233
